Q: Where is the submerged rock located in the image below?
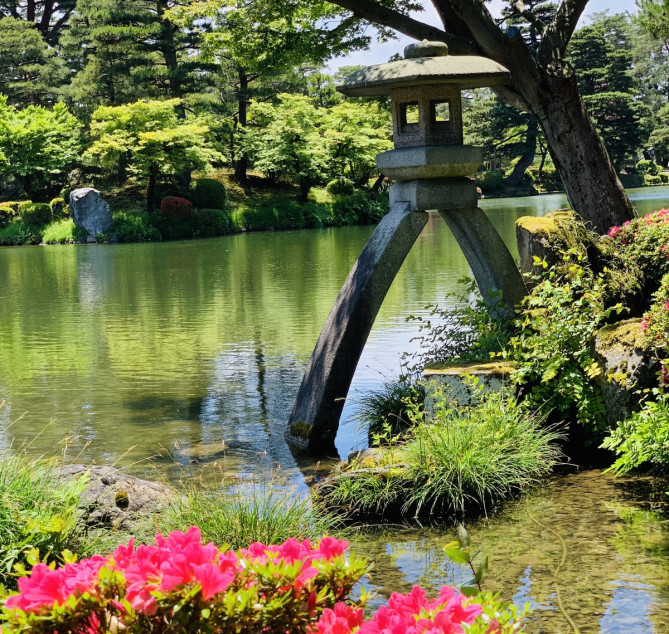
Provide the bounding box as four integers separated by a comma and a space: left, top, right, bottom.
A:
69, 188, 113, 237
60, 464, 174, 531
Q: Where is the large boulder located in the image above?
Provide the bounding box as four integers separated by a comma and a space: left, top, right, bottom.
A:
69, 188, 113, 236
593, 318, 659, 427
516, 210, 594, 285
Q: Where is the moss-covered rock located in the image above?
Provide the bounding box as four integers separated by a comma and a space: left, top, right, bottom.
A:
593, 318, 659, 427
423, 359, 516, 412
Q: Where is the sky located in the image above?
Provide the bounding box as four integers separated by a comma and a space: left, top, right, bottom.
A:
327, 0, 638, 71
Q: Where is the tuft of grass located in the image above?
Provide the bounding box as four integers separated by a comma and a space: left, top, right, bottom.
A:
321, 387, 563, 522
41, 218, 77, 244
404, 387, 564, 516
0, 453, 87, 587
157, 483, 342, 550
355, 376, 425, 441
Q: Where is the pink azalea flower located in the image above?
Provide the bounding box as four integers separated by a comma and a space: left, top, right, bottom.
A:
318, 537, 349, 560
607, 226, 620, 238
192, 564, 234, 600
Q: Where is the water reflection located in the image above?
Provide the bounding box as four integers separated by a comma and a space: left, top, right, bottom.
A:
352, 470, 669, 633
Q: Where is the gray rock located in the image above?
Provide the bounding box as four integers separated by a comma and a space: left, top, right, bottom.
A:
69, 188, 113, 236
60, 464, 174, 531
593, 319, 659, 427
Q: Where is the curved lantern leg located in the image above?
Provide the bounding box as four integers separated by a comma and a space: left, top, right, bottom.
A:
286, 202, 428, 456
438, 207, 527, 315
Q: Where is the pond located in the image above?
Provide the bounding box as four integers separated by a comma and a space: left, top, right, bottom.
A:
1, 186, 669, 631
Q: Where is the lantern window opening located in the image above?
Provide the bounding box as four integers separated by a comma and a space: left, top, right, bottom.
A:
431, 101, 450, 124
401, 102, 420, 129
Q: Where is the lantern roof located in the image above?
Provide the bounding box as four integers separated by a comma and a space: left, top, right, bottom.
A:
337, 40, 510, 97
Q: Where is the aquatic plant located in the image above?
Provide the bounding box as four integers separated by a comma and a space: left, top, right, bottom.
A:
321, 388, 563, 520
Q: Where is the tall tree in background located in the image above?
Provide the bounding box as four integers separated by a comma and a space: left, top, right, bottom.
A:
568, 13, 650, 171
317, 0, 636, 232
169, 0, 371, 181
0, 0, 76, 44
0, 17, 65, 106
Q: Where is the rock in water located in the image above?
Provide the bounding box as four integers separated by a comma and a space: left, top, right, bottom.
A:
69, 188, 113, 236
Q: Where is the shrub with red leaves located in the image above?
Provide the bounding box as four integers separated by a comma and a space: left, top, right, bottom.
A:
160, 196, 193, 219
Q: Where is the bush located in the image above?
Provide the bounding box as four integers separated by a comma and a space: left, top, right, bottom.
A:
606, 208, 669, 289
18, 202, 51, 226
195, 207, 233, 238
636, 159, 660, 175
602, 394, 669, 474
0, 528, 524, 634
0, 202, 18, 227
191, 178, 227, 210
160, 196, 193, 219
331, 191, 387, 225
0, 220, 37, 245
326, 177, 355, 196
661, 173, 669, 184
113, 211, 160, 243
474, 170, 504, 193
49, 197, 67, 219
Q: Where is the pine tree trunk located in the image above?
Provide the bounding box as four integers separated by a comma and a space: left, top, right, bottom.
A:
234, 68, 249, 181
530, 73, 636, 232
147, 165, 158, 211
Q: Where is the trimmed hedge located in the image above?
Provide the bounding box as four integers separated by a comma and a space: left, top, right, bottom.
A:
49, 197, 68, 218
160, 196, 193, 219
195, 207, 233, 237
191, 178, 227, 210
327, 178, 355, 196
19, 202, 52, 226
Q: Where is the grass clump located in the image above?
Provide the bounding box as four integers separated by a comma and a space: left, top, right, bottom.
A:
41, 218, 77, 244
322, 387, 563, 522
0, 453, 87, 587
158, 482, 341, 550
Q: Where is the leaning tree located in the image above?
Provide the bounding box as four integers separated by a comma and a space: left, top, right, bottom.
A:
322, 0, 637, 232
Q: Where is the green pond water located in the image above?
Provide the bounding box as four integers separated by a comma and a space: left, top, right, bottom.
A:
1, 186, 669, 631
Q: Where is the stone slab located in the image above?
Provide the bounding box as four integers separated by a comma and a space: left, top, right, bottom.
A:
70, 188, 113, 236
390, 178, 478, 211
423, 360, 515, 415
377, 145, 483, 180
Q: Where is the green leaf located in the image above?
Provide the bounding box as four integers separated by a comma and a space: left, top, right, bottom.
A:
474, 556, 489, 582
443, 547, 471, 564
456, 524, 470, 548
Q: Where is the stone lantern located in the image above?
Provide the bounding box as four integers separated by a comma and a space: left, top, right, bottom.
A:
286, 41, 526, 456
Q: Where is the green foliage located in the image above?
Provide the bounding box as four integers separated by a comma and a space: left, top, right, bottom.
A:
474, 170, 503, 193
568, 13, 652, 171
18, 202, 51, 227
159, 485, 341, 550
403, 277, 514, 372
356, 376, 425, 441
112, 211, 160, 243
322, 388, 562, 520
0, 220, 37, 246
85, 99, 222, 206
502, 252, 618, 433
195, 207, 233, 238
191, 178, 227, 210
41, 219, 77, 244
0, 98, 82, 201
602, 393, 669, 474
443, 524, 488, 596
326, 177, 355, 196
528, 167, 564, 192
618, 172, 645, 188
0, 17, 64, 107
637, 159, 661, 175
49, 197, 67, 219
0, 454, 87, 588
637, 0, 669, 42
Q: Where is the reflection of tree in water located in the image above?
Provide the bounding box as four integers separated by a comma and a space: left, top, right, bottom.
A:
349, 471, 669, 633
